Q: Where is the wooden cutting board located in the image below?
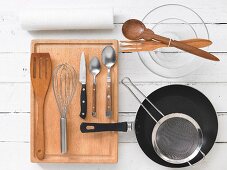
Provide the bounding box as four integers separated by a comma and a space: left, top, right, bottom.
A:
30, 39, 119, 163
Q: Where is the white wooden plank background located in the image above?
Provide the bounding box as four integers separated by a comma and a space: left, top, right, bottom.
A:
0, 0, 226, 169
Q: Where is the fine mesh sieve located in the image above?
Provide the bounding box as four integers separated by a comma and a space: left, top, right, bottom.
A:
152, 113, 203, 164
121, 77, 204, 165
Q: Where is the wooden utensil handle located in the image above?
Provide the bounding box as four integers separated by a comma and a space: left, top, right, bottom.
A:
169, 38, 219, 61
106, 81, 112, 117
35, 100, 45, 160
92, 83, 96, 117
180, 39, 212, 47
143, 29, 219, 61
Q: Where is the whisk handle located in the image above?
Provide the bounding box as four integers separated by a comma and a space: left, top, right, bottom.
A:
80, 84, 87, 119
60, 117, 67, 154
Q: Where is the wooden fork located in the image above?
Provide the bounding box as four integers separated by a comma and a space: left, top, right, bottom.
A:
120, 39, 212, 53
30, 53, 52, 160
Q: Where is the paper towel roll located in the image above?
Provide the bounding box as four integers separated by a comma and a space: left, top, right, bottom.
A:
19, 8, 114, 30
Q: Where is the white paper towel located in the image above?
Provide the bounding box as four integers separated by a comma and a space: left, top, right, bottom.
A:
19, 8, 114, 30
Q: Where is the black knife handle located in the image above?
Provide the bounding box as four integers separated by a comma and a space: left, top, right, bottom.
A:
80, 84, 87, 119
80, 122, 128, 133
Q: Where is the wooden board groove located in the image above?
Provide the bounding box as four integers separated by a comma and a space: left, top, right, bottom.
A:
30, 39, 119, 163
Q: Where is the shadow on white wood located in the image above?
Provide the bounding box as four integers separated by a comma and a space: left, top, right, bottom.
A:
0, 142, 225, 170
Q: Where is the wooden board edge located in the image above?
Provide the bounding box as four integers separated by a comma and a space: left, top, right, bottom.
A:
30, 39, 119, 163
30, 154, 118, 163
31, 39, 118, 45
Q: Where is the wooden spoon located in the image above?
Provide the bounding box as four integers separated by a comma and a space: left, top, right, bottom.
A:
30, 53, 52, 160
122, 19, 219, 61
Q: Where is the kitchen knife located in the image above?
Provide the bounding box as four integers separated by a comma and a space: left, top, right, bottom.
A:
79, 52, 87, 119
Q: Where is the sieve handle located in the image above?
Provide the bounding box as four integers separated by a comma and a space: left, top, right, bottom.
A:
188, 150, 205, 166
80, 122, 129, 133
121, 77, 164, 122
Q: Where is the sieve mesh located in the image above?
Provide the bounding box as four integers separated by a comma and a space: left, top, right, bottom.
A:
155, 117, 200, 161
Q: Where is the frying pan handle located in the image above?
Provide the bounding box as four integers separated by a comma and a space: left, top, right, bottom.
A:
80, 122, 129, 133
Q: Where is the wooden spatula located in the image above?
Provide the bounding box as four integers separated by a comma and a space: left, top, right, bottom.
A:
30, 53, 52, 160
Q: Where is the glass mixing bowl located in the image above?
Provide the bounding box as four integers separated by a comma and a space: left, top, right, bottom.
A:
139, 4, 209, 78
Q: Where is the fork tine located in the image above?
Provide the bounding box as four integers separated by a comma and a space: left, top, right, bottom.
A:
38, 56, 42, 78
40, 57, 46, 79
33, 57, 36, 78
120, 45, 164, 52
41, 54, 51, 79
44, 58, 47, 78
120, 49, 141, 53
30, 54, 36, 78
120, 41, 160, 46
31, 53, 41, 79
38, 57, 41, 78
120, 40, 142, 43
45, 54, 52, 79
120, 44, 161, 49
31, 53, 51, 79
120, 44, 141, 48
120, 42, 142, 46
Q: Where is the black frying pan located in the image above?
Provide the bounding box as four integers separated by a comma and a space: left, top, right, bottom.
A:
81, 84, 218, 168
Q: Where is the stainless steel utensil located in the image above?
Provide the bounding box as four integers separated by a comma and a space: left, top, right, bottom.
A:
101, 46, 116, 118
52, 63, 77, 154
89, 57, 101, 117
79, 52, 87, 119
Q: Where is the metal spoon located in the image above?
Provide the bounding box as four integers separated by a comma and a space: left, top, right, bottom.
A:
102, 46, 116, 118
122, 19, 219, 61
89, 57, 101, 117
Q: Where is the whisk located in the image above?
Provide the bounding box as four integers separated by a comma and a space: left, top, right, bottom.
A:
52, 63, 77, 154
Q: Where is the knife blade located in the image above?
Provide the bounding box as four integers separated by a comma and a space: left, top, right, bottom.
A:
79, 52, 87, 119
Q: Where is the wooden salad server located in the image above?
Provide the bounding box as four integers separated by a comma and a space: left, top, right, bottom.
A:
122, 19, 219, 61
